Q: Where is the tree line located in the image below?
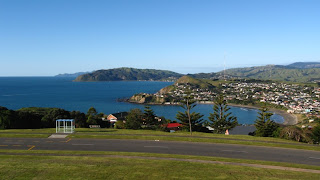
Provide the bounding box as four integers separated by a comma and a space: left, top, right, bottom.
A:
1, 94, 319, 144
0, 106, 107, 129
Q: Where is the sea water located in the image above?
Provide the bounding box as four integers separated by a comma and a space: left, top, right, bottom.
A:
0, 77, 284, 124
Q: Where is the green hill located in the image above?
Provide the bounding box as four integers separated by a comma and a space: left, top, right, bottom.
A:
286, 62, 320, 69
187, 62, 320, 83
159, 75, 215, 94
74, 67, 182, 81
217, 64, 320, 82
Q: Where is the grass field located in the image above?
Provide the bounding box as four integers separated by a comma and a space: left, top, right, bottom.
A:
1, 128, 319, 151
0, 150, 320, 180
1, 127, 320, 179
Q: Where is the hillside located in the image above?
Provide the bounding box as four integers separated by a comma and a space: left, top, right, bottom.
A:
286, 62, 320, 69
73, 62, 320, 82
217, 64, 320, 82
159, 75, 215, 94
129, 76, 216, 104
187, 62, 320, 83
74, 67, 182, 81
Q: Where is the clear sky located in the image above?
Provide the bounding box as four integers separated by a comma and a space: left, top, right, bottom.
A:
1, 0, 319, 76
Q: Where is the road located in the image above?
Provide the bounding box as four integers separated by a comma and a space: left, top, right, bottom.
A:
1, 137, 320, 166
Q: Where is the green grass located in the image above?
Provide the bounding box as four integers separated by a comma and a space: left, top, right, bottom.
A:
1, 128, 319, 151
0, 134, 50, 138
1, 149, 320, 171
0, 128, 54, 138
72, 128, 320, 151
74, 128, 303, 143
69, 134, 320, 151
0, 152, 319, 179
0, 128, 55, 133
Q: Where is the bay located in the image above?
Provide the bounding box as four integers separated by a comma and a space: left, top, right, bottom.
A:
0, 77, 284, 124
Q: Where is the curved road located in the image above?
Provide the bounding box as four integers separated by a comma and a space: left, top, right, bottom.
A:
1, 137, 320, 166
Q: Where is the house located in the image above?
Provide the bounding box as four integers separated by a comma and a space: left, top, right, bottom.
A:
166, 123, 183, 131
104, 112, 128, 123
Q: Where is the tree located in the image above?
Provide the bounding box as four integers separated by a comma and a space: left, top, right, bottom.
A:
0, 108, 16, 129
143, 106, 156, 126
254, 104, 279, 137
86, 107, 98, 125
312, 124, 320, 143
70, 111, 86, 128
41, 108, 70, 128
177, 93, 202, 135
176, 111, 203, 131
209, 94, 238, 133
125, 109, 143, 129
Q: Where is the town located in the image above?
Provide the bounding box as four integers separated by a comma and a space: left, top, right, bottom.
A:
150, 79, 320, 117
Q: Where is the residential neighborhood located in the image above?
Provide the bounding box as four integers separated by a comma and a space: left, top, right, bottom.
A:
151, 80, 320, 117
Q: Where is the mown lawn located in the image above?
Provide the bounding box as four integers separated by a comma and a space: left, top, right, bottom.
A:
1, 149, 320, 171
1, 128, 319, 151
0, 154, 319, 180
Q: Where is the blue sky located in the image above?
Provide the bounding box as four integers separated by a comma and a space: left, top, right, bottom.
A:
0, 0, 319, 76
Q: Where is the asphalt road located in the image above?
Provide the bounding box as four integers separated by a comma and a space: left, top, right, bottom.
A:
1, 137, 320, 166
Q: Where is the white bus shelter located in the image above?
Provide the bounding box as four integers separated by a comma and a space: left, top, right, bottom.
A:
56, 119, 75, 133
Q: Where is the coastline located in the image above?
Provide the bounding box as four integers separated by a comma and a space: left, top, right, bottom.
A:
127, 100, 298, 125
228, 103, 298, 125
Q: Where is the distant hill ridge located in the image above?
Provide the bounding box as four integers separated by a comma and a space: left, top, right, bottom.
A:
74, 67, 182, 81
217, 62, 320, 82
55, 71, 90, 78
73, 62, 320, 83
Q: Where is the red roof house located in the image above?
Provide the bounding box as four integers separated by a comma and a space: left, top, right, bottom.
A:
166, 123, 183, 131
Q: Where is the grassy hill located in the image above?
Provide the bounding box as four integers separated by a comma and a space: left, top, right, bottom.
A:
218, 65, 320, 82
159, 75, 215, 94
73, 62, 320, 83
188, 62, 320, 83
74, 67, 182, 81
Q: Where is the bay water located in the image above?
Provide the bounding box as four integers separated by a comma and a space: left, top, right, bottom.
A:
0, 77, 284, 124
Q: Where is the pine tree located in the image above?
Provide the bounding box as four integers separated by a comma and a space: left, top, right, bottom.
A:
177, 93, 203, 135
208, 94, 238, 134
254, 104, 279, 137
143, 106, 156, 126
176, 111, 203, 131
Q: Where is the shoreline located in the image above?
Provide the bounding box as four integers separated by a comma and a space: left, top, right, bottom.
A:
227, 103, 298, 125
127, 100, 298, 125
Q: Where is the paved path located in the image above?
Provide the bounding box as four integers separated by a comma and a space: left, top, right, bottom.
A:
1, 137, 320, 166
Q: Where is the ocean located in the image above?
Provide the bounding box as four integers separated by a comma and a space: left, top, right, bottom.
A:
0, 77, 284, 124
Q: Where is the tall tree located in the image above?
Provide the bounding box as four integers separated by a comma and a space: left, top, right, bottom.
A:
176, 111, 203, 131
209, 94, 238, 133
86, 107, 98, 125
254, 104, 279, 137
177, 93, 202, 135
143, 106, 156, 126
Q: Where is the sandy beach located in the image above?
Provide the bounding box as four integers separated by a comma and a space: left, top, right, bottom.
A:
228, 103, 298, 125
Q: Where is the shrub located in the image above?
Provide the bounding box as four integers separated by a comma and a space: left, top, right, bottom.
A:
279, 126, 313, 143
115, 121, 125, 129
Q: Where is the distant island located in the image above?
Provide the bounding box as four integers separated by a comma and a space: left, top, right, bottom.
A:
74, 67, 182, 82
55, 71, 91, 78
72, 62, 320, 83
